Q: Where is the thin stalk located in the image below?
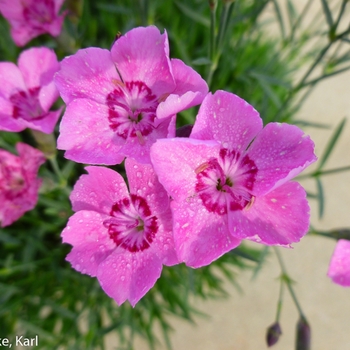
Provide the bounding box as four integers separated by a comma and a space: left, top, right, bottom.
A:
273, 40, 334, 121
209, 0, 217, 62
275, 278, 284, 322
298, 165, 350, 179
274, 247, 305, 318
289, 0, 314, 42
333, 0, 348, 33
207, 1, 234, 87
49, 157, 66, 186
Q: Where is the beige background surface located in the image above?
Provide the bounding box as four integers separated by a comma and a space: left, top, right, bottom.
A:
108, 2, 350, 349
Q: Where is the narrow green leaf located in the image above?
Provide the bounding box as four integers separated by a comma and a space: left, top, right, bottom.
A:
174, 1, 210, 27
286, 0, 298, 30
320, 0, 334, 28
249, 71, 292, 88
314, 165, 350, 177
304, 65, 350, 87
272, 0, 286, 40
317, 117, 347, 171
191, 57, 212, 65
252, 73, 282, 108
293, 120, 330, 129
316, 177, 324, 219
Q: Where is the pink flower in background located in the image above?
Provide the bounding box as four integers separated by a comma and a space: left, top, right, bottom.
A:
55, 25, 208, 165
0, 142, 45, 227
328, 239, 350, 286
0, 0, 66, 46
0, 47, 62, 134
62, 159, 178, 306
150, 90, 317, 268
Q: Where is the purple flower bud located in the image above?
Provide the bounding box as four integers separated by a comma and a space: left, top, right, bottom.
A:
266, 322, 282, 347
296, 316, 311, 350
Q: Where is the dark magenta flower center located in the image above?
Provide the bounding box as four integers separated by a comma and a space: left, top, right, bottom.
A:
0, 160, 26, 200
195, 148, 257, 215
103, 194, 158, 252
23, 0, 55, 26
106, 81, 158, 143
10, 87, 45, 121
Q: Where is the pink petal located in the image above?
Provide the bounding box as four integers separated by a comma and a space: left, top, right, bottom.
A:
150, 208, 178, 266
328, 239, 350, 287
70, 166, 129, 214
110, 26, 175, 97
190, 90, 263, 151
156, 58, 208, 119
125, 158, 170, 213
247, 122, 317, 196
118, 116, 174, 164
18, 47, 60, 111
171, 58, 208, 96
171, 199, 241, 268
54, 47, 119, 105
97, 249, 163, 306
0, 0, 24, 20
45, 14, 65, 37
150, 138, 221, 201
63, 210, 115, 277
22, 108, 62, 134
17, 142, 45, 178
0, 62, 26, 98
0, 98, 24, 132
228, 181, 310, 245
57, 99, 124, 165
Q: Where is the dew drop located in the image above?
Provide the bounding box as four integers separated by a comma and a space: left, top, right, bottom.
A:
121, 276, 125, 281
136, 171, 142, 178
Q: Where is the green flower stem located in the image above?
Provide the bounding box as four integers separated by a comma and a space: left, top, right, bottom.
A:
275, 277, 284, 322
333, 0, 349, 35
216, 1, 233, 53
297, 165, 350, 180
289, 0, 313, 42
209, 0, 217, 62
207, 0, 234, 88
274, 247, 305, 318
49, 156, 66, 187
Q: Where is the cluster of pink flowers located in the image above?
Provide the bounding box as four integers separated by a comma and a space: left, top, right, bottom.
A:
1, 0, 348, 305
53, 26, 320, 305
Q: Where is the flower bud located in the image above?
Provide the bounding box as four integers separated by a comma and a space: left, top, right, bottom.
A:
296, 316, 311, 350
266, 322, 282, 347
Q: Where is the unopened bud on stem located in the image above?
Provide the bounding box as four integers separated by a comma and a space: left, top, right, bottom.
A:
296, 316, 311, 350
266, 322, 282, 347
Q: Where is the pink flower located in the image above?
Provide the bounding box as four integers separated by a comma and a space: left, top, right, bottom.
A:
328, 239, 350, 286
0, 142, 45, 227
0, 47, 62, 134
0, 0, 66, 46
61, 159, 178, 306
150, 90, 317, 268
55, 25, 208, 165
